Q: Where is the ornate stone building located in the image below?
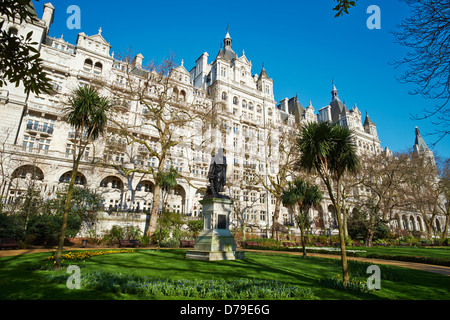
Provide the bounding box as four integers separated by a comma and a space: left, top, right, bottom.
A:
0, 3, 447, 238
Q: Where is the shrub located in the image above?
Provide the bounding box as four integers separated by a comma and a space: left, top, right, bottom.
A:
101, 225, 142, 245
319, 274, 369, 293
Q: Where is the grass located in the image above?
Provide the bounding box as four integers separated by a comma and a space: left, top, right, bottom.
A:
0, 249, 449, 300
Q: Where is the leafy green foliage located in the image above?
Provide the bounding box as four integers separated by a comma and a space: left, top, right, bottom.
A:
187, 219, 203, 239
101, 225, 143, 245
333, 0, 358, 17
0, 185, 102, 245
0, 1, 52, 95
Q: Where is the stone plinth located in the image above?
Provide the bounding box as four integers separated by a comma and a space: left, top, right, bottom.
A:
186, 196, 245, 261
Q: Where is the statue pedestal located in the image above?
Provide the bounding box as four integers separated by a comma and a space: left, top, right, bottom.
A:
186, 197, 245, 261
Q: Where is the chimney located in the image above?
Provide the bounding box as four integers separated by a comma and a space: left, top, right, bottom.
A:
42, 3, 55, 29
132, 53, 144, 68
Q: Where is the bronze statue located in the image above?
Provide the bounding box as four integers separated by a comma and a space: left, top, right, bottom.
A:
205, 148, 228, 198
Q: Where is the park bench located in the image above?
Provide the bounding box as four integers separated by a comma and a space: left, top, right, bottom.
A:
179, 240, 196, 247
118, 239, 141, 248
0, 238, 20, 250
244, 241, 259, 247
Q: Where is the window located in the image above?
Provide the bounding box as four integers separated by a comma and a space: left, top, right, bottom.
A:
26, 116, 55, 134
222, 92, 227, 100
260, 211, 266, 221
22, 135, 35, 150
38, 138, 51, 151
233, 96, 239, 105
93, 62, 103, 75
8, 26, 18, 36
233, 123, 239, 134
83, 59, 93, 72
221, 67, 226, 77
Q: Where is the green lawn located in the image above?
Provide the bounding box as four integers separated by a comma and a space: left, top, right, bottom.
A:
0, 249, 449, 300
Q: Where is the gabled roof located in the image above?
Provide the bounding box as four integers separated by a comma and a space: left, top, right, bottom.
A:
174, 59, 190, 75
237, 50, 252, 66
77, 29, 111, 48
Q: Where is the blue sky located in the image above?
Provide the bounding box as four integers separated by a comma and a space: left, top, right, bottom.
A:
32, 0, 449, 158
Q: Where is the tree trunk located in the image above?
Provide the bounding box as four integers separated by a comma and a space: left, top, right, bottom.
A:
326, 179, 349, 286
272, 196, 281, 240
442, 214, 449, 241
343, 207, 348, 237
147, 183, 161, 238
55, 159, 81, 269
365, 229, 374, 247
299, 215, 307, 257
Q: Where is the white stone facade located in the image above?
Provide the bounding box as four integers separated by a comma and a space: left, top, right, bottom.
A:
0, 3, 447, 238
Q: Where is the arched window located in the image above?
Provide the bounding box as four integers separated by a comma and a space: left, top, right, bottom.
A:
180, 90, 186, 101
409, 216, 416, 231
242, 100, 247, 108
435, 218, 441, 232
233, 96, 239, 105
100, 176, 123, 189
93, 62, 103, 75
222, 92, 227, 100
83, 59, 93, 72
59, 171, 87, 185
8, 26, 18, 36
12, 165, 44, 181
416, 216, 423, 231
136, 180, 154, 192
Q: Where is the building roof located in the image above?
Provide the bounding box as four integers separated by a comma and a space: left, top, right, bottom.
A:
328, 82, 349, 122
413, 126, 431, 152
363, 113, 375, 127
259, 63, 269, 80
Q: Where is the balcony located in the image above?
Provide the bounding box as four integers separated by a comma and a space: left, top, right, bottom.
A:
48, 82, 63, 94
26, 123, 54, 135
27, 102, 60, 116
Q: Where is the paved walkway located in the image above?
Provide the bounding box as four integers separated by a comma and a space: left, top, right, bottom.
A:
242, 249, 450, 277
1, 247, 449, 277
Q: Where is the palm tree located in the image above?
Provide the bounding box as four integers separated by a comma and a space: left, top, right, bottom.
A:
157, 166, 179, 247
281, 179, 322, 257
54, 86, 110, 269
296, 121, 359, 285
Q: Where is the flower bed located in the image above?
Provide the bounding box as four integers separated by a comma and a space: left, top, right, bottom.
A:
44, 249, 134, 264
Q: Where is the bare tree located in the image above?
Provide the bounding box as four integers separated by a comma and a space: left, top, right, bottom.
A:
254, 124, 298, 239
437, 157, 450, 239
393, 0, 450, 147
404, 152, 443, 239
103, 52, 214, 238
